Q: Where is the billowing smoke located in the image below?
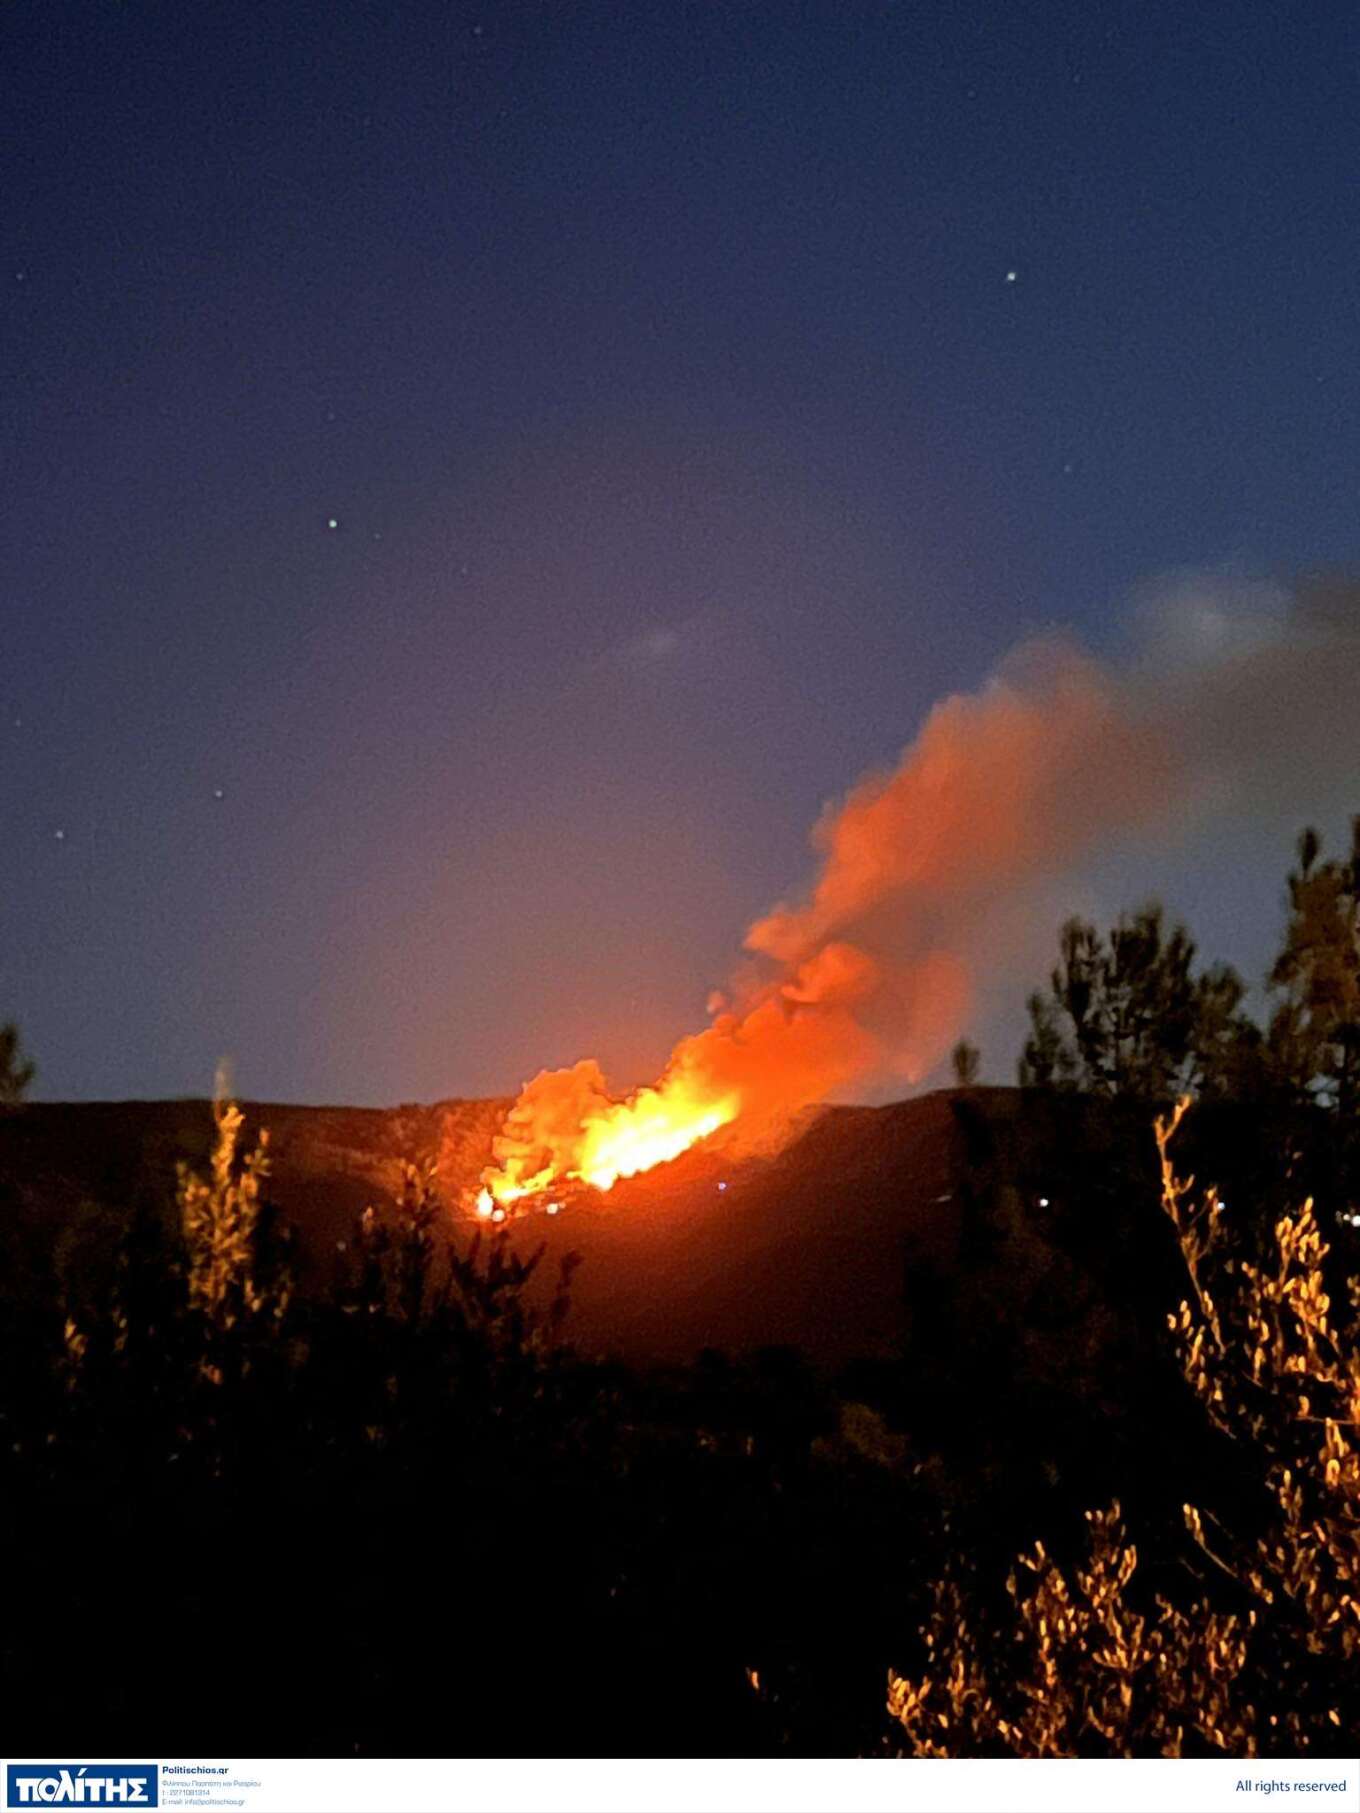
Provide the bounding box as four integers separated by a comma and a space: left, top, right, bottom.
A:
483, 574, 1360, 1206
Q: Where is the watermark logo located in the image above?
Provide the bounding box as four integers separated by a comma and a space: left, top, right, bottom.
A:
5, 1768, 158, 1807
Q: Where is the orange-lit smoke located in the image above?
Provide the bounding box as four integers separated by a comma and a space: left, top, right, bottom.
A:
480, 638, 1185, 1209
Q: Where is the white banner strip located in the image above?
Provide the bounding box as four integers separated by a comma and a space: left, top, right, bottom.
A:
4, 1755, 1358, 1813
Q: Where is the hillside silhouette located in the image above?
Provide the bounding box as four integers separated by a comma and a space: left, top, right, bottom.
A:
1, 1087, 1060, 1364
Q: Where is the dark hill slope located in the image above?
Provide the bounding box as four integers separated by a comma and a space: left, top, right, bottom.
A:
0, 1092, 503, 1238
1, 1089, 978, 1361
496, 1092, 969, 1363
1, 1085, 1252, 1373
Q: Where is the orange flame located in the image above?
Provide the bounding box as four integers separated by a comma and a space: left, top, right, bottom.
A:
480, 1059, 741, 1207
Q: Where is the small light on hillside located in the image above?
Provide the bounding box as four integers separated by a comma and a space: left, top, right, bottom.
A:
546, 1201, 560, 1216
1037, 1196, 1050, 1208
717, 1181, 728, 1192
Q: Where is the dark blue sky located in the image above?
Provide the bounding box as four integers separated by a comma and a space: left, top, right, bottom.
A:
4, 2, 1358, 1103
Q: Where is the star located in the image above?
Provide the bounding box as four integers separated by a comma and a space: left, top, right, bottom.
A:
326, 517, 339, 531
1005, 270, 1018, 283
53, 828, 66, 842
212, 787, 225, 801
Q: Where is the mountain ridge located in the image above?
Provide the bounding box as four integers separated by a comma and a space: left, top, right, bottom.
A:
0, 1088, 992, 1362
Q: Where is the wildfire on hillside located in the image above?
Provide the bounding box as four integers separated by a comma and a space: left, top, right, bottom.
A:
471, 632, 1214, 1217
475, 936, 968, 1216
473, 642, 1166, 1216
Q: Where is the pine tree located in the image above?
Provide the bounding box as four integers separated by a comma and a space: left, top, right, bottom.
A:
1268, 819, 1360, 1119
1018, 905, 1255, 1100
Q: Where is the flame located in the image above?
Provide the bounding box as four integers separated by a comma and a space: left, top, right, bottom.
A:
577, 1096, 738, 1191
481, 1062, 741, 1208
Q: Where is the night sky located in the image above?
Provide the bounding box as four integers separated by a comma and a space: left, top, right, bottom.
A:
5, 3, 1358, 1104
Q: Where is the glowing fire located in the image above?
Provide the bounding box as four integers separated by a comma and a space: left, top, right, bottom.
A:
479, 1068, 740, 1212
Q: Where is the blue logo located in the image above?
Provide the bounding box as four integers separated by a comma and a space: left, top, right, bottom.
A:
5, 1768, 157, 1807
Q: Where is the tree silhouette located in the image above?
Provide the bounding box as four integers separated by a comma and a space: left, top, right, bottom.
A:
0, 1022, 34, 1109
1018, 905, 1256, 1100
950, 1039, 980, 1086
1268, 818, 1360, 1119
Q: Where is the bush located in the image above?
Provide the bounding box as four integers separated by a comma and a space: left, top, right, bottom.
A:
887, 1100, 1358, 1757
